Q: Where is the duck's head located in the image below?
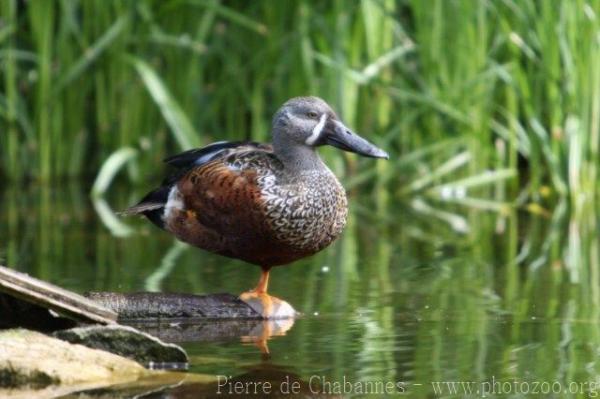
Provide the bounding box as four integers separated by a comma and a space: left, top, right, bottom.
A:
272, 96, 389, 159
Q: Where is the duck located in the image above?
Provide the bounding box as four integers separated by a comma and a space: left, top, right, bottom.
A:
124, 96, 388, 318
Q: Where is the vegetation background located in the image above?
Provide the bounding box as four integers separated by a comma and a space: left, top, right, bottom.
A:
1, 0, 598, 208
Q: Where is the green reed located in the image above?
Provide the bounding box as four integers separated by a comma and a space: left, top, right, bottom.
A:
0, 0, 598, 203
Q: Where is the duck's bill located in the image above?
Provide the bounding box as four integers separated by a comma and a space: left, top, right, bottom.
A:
321, 120, 389, 159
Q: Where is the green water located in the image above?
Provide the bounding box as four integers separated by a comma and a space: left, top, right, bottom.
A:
1, 183, 599, 398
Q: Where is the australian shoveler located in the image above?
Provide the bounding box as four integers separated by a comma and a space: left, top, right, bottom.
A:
123, 96, 388, 318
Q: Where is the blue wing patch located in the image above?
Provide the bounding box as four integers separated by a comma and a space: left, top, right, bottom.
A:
164, 141, 245, 169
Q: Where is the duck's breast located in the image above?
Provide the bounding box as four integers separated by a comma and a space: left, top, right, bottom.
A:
259, 169, 348, 255
162, 151, 347, 266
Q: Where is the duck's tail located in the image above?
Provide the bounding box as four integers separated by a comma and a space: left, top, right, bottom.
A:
119, 186, 171, 229
119, 202, 164, 216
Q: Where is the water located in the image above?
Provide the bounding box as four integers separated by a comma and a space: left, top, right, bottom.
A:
1, 183, 600, 397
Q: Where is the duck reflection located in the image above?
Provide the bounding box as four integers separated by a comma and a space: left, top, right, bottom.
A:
239, 318, 294, 356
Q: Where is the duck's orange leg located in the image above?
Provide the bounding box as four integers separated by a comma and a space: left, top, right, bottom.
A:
255, 268, 270, 294
239, 268, 296, 319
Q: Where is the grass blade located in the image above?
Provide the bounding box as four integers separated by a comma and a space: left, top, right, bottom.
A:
52, 15, 129, 96
91, 147, 138, 198
130, 57, 200, 150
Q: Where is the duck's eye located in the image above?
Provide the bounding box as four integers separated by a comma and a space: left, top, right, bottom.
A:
307, 111, 319, 119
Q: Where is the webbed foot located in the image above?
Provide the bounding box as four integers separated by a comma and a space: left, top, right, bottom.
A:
239, 291, 297, 319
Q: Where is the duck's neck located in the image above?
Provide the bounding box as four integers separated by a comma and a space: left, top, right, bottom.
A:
273, 137, 326, 174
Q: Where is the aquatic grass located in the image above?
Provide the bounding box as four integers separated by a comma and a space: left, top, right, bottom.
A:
92, 198, 135, 237
26, 0, 54, 181
0, 0, 599, 205
130, 57, 200, 151
91, 147, 138, 198
0, 0, 19, 180
404, 151, 472, 194
410, 198, 469, 234
430, 169, 517, 196
51, 14, 129, 97
144, 241, 189, 292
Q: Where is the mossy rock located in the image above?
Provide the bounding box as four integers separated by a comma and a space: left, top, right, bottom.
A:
0, 329, 148, 390
53, 325, 188, 366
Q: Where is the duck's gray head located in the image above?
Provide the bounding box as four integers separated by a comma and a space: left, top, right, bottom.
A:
272, 96, 389, 159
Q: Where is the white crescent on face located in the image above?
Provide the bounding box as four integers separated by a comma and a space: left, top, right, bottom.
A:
305, 113, 327, 146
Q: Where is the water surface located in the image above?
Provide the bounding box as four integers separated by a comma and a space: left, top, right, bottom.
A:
1, 183, 599, 398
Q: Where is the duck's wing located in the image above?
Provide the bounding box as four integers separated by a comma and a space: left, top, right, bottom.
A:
122, 141, 277, 229
163, 141, 270, 169
124, 140, 284, 263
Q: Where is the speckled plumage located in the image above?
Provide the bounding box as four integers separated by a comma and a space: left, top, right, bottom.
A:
146, 143, 347, 267
259, 165, 348, 256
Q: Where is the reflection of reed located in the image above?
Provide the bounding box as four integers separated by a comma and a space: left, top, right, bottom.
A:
144, 241, 189, 292
2, 180, 600, 396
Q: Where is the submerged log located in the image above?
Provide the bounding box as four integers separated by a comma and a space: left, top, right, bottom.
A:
0, 266, 117, 325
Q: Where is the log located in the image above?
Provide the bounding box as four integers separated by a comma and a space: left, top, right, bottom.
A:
0, 266, 117, 325
85, 293, 295, 344
85, 292, 260, 320
0, 265, 295, 333
0, 294, 76, 331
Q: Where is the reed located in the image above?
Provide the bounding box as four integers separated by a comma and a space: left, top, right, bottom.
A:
0, 0, 598, 203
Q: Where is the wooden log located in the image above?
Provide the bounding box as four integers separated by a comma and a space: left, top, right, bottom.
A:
0, 294, 76, 331
0, 265, 117, 325
0, 265, 293, 332
85, 292, 261, 321
85, 293, 297, 344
